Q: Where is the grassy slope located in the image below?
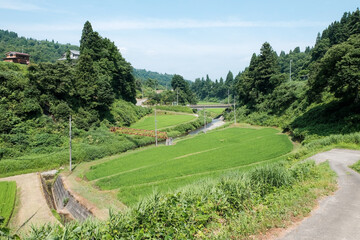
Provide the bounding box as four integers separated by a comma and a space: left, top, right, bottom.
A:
130, 112, 196, 130
86, 127, 293, 205
350, 160, 360, 173
206, 108, 225, 115
0, 181, 16, 227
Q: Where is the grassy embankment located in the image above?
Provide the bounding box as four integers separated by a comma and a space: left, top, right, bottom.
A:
350, 160, 360, 173
197, 101, 226, 117
0, 181, 16, 227
131, 112, 196, 130
86, 127, 293, 205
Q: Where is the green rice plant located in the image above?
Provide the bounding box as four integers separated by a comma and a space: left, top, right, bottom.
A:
86, 127, 293, 205
0, 181, 16, 227
130, 113, 196, 130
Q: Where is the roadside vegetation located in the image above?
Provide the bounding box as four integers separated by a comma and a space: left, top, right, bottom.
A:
86, 127, 293, 205
350, 160, 360, 173
26, 160, 336, 239
0, 181, 16, 227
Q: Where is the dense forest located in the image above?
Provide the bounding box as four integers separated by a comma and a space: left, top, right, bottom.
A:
191, 47, 311, 102
133, 69, 175, 89
224, 9, 360, 142
0, 21, 145, 163
144, 74, 197, 105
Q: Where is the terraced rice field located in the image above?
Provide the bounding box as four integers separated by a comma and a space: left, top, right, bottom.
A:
86, 127, 293, 205
130, 112, 196, 130
0, 181, 16, 226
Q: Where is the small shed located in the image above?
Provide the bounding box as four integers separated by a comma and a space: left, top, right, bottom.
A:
3, 51, 30, 65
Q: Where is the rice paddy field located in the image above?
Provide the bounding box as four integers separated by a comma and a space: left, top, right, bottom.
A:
86, 127, 293, 205
0, 181, 16, 226
130, 112, 197, 130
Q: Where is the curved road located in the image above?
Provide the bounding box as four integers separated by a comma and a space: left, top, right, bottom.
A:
279, 149, 360, 240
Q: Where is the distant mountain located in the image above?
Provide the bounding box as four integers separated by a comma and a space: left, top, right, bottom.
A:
132, 68, 174, 88
0, 29, 79, 63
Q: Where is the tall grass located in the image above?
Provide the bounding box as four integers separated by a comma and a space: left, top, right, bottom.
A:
26, 160, 335, 239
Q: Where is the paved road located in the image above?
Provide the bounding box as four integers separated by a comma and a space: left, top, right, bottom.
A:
0, 173, 58, 233
279, 149, 360, 240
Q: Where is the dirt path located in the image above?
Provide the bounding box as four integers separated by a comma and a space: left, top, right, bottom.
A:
278, 149, 360, 240
0, 173, 58, 233
136, 98, 147, 106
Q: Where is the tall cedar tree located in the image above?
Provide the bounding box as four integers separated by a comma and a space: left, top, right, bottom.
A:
171, 74, 196, 104
78, 21, 136, 104
236, 43, 279, 108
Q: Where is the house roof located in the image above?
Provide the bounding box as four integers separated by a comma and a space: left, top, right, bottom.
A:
6, 51, 30, 56
70, 50, 80, 55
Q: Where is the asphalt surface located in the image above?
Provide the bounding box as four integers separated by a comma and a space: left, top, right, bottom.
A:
279, 149, 360, 240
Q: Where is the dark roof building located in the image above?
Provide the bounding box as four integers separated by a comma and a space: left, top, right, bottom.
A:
3, 51, 30, 65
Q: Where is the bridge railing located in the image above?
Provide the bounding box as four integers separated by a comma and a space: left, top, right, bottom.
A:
188, 104, 232, 109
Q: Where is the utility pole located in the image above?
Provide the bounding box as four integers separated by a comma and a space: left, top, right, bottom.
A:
233, 96, 236, 124
203, 107, 206, 133
69, 115, 72, 172
155, 107, 158, 146
176, 89, 179, 106
228, 89, 230, 105
290, 59, 292, 81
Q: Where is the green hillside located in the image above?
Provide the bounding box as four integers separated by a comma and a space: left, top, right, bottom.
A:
221, 9, 360, 143
0, 29, 79, 63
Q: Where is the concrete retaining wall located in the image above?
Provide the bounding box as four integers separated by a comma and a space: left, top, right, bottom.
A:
52, 176, 92, 221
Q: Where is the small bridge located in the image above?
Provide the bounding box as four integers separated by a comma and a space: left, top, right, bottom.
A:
188, 104, 232, 109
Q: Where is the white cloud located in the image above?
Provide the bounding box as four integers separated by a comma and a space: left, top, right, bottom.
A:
93, 19, 327, 30
0, 0, 42, 11
7, 18, 327, 33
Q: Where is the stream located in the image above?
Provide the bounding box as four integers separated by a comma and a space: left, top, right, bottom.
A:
188, 116, 225, 135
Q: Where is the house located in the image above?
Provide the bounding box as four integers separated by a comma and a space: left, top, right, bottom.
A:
3, 51, 30, 65
58, 50, 80, 60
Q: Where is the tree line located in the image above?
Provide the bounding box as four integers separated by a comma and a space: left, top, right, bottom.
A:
226, 8, 360, 141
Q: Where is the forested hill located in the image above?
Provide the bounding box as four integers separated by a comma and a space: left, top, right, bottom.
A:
226, 8, 360, 143
0, 21, 145, 161
0, 29, 79, 63
132, 68, 174, 88
0, 29, 183, 88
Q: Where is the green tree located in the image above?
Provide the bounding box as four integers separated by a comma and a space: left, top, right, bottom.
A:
308, 34, 360, 102
171, 74, 196, 104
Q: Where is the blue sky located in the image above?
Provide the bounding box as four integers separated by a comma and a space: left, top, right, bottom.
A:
0, 0, 359, 80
